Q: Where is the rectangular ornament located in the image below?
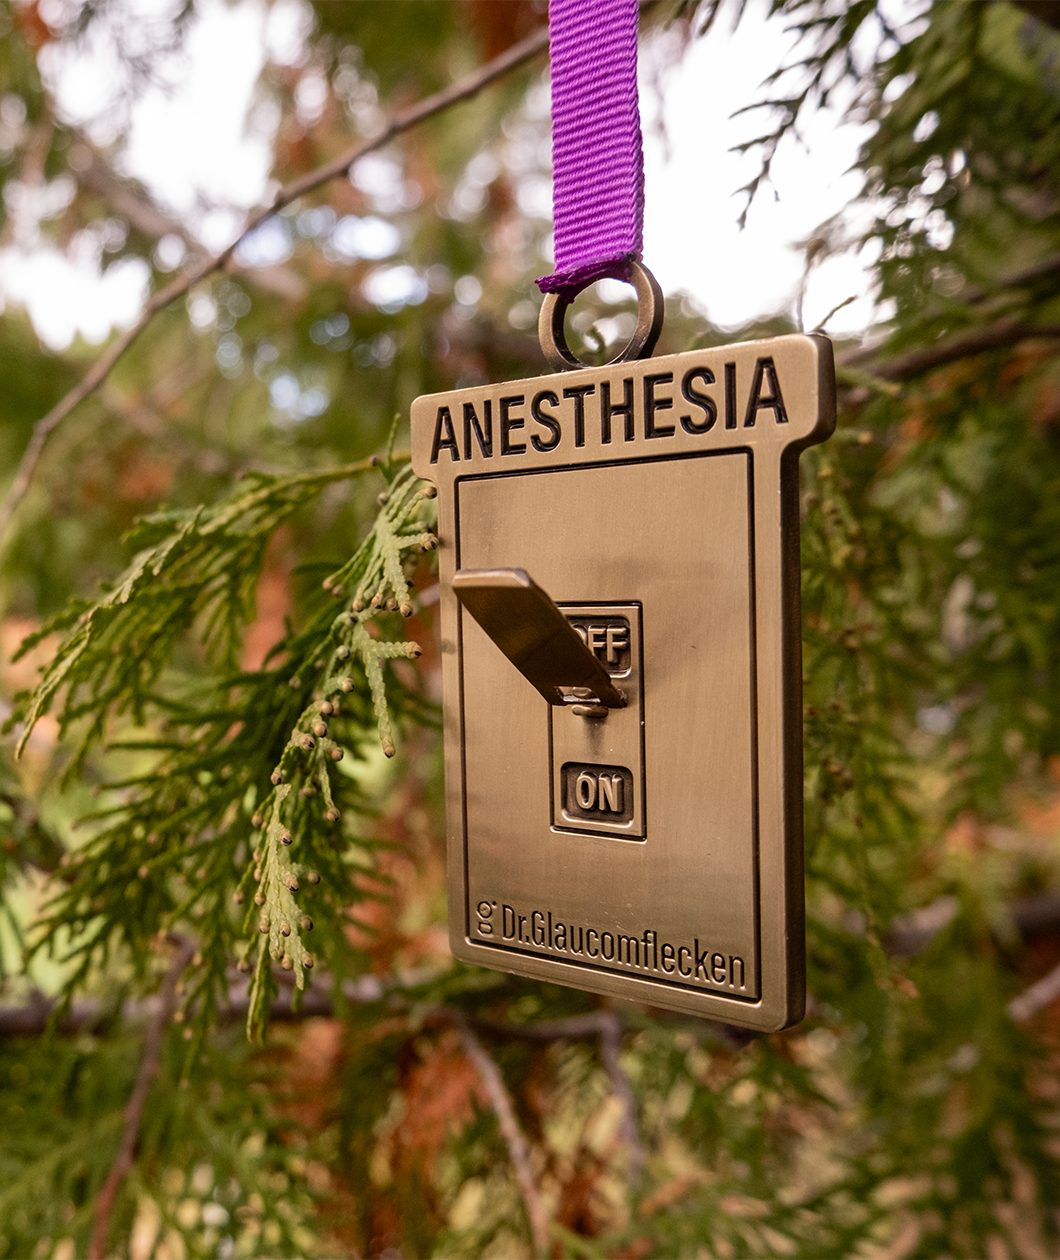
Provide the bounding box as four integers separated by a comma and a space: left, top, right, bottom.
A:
411, 333, 835, 1031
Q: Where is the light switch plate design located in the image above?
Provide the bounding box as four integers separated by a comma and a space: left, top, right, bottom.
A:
411, 334, 835, 1031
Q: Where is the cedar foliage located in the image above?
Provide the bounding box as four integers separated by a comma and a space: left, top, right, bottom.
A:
2, 2, 1060, 1257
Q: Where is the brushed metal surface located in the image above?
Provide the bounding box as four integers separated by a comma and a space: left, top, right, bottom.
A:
411, 334, 835, 1031
458, 459, 756, 998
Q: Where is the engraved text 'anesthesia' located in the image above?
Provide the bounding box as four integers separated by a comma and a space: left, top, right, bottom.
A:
429, 357, 788, 464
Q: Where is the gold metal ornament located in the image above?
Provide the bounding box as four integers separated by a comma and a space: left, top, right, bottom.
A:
411, 305, 835, 1031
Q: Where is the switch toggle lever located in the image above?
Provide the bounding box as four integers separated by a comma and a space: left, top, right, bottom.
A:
452, 568, 626, 710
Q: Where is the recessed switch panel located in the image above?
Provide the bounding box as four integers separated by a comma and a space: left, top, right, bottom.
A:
550, 603, 644, 839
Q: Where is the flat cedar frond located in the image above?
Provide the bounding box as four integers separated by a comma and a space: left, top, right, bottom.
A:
11, 458, 408, 772
16, 456, 439, 1043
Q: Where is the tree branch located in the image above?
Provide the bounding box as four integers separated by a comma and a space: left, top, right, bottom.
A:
0, 965, 440, 1037
962, 251, 1060, 305
841, 321, 1060, 385
472, 1012, 620, 1040
87, 935, 195, 1260
467, 1010, 644, 1183
0, 115, 55, 251
449, 1009, 551, 1257
0, 0, 669, 545
1009, 959, 1060, 1022
97, 380, 229, 474
11, 882, 1060, 1042
0, 19, 554, 547
70, 141, 198, 250
70, 138, 308, 302
1012, 2, 1060, 33
596, 1010, 645, 1185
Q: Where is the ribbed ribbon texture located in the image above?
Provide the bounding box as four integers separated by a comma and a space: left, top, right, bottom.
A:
536, 0, 644, 298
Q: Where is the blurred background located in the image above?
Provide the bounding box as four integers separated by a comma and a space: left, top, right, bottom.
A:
3, 0, 1060, 1257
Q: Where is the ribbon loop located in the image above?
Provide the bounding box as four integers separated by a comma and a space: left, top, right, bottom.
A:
536, 0, 645, 300
538, 258, 663, 372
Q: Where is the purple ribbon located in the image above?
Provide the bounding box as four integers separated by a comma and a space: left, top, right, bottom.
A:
536, 0, 645, 299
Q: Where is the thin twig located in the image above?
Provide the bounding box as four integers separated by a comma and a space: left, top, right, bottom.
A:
0, 21, 553, 547
475, 1010, 644, 1183
97, 383, 229, 474
1009, 960, 1060, 1022
1014, 1, 1060, 33
71, 137, 307, 302
0, 266, 213, 544
70, 139, 199, 252
473, 1012, 619, 1040
0, 964, 450, 1037
840, 321, 1060, 383
596, 1011, 645, 1184
878, 321, 1060, 380
14, 880, 1060, 1036
0, 116, 55, 251
87, 935, 195, 1260
962, 251, 1060, 304
0, 1, 671, 544
449, 1009, 550, 1257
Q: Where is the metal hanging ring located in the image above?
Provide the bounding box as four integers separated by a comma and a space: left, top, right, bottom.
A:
538, 259, 664, 372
